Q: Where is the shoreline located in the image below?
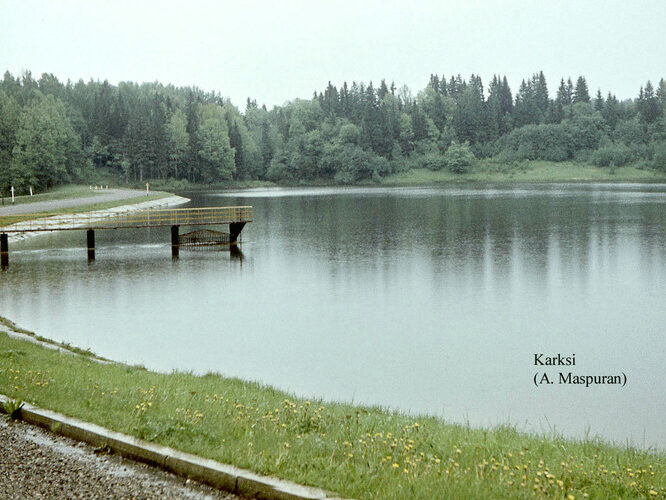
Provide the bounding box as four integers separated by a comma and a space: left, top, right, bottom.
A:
0, 319, 663, 499
4, 194, 190, 244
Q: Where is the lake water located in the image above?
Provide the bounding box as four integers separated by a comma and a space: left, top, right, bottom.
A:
1, 183, 665, 449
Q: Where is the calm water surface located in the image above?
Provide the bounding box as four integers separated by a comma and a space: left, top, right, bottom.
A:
2, 184, 665, 449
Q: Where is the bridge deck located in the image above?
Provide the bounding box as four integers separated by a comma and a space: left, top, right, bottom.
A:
0, 206, 253, 233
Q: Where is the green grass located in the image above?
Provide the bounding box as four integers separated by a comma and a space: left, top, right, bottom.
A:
0, 328, 663, 499
0, 317, 104, 359
0, 191, 173, 225
54, 191, 172, 213
382, 161, 666, 186
1, 185, 103, 206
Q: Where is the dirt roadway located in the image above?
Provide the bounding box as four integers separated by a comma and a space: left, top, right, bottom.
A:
0, 189, 152, 216
0, 418, 241, 499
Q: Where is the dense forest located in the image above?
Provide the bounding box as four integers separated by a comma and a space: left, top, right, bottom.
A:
0, 70, 665, 193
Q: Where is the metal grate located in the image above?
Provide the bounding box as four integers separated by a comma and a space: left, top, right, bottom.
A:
179, 229, 232, 246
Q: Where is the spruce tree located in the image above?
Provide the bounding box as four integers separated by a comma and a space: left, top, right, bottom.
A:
594, 89, 604, 111
573, 76, 590, 103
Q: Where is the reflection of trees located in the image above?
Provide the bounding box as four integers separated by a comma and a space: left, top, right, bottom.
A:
219, 187, 666, 296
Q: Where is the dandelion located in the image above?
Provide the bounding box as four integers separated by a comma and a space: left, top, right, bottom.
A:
392, 463, 399, 469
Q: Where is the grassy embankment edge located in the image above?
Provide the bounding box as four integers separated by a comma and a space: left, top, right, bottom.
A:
1, 188, 176, 227
148, 161, 666, 190
8, 163, 665, 199
0, 319, 663, 499
2, 184, 174, 209
380, 161, 666, 186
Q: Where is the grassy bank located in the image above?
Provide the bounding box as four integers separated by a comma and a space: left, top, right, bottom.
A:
0, 189, 175, 226
146, 178, 276, 192
0, 327, 663, 499
1, 185, 106, 206
51, 191, 174, 214
381, 161, 666, 186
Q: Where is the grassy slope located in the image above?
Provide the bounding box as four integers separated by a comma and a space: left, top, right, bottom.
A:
381, 162, 666, 186
2, 185, 101, 206
0, 330, 663, 499
0, 190, 173, 226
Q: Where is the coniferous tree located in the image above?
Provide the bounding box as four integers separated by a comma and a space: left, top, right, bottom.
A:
637, 81, 661, 124
602, 93, 621, 130
534, 71, 549, 117
166, 108, 190, 179
573, 76, 590, 103
594, 89, 604, 112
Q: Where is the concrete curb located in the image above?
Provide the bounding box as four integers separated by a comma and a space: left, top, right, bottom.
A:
0, 394, 349, 500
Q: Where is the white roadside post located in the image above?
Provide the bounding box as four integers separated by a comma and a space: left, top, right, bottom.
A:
10, 186, 14, 203
29, 186, 33, 196
146, 182, 150, 196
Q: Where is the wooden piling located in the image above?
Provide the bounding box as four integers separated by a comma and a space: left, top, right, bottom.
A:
86, 229, 95, 261
229, 222, 246, 245
171, 225, 179, 258
1, 233, 8, 268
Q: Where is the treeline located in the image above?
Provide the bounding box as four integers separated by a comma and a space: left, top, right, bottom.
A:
0, 70, 665, 192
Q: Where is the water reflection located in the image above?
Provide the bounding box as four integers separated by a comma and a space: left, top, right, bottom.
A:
1, 183, 665, 449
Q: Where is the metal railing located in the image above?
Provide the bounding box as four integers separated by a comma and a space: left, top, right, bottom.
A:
0, 206, 253, 233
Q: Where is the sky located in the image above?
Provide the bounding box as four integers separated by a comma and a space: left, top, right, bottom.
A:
1, 0, 664, 109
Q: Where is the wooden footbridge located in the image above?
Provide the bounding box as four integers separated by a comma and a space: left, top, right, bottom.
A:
0, 206, 253, 266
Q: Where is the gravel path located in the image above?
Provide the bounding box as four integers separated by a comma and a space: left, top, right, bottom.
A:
0, 418, 241, 499
0, 189, 151, 216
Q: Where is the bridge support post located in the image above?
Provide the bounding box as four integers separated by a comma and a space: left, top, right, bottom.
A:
229, 222, 246, 245
86, 229, 95, 261
1, 233, 8, 268
171, 225, 179, 258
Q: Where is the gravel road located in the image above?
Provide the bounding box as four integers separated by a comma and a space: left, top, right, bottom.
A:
0, 418, 241, 499
0, 189, 151, 216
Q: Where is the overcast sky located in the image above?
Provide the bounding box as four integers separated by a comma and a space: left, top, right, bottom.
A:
1, 0, 664, 108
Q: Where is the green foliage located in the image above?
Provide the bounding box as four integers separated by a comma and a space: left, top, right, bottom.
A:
422, 152, 446, 171
498, 124, 571, 161
338, 123, 361, 144
0, 69, 664, 190
443, 141, 475, 173
196, 104, 235, 182
614, 117, 647, 145
2, 398, 24, 420
565, 103, 607, 152
326, 143, 389, 184
10, 94, 79, 191
592, 144, 635, 167
166, 109, 190, 179
650, 141, 666, 171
